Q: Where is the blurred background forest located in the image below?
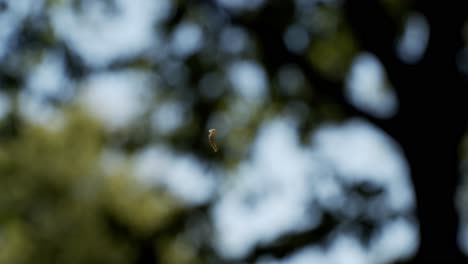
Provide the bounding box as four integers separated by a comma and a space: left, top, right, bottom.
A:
0, 0, 468, 263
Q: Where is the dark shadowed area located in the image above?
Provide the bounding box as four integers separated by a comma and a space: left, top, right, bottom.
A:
0, 0, 467, 263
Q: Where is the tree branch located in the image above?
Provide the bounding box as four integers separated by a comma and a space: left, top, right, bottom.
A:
242, 212, 338, 262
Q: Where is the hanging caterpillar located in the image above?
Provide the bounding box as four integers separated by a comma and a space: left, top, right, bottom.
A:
208, 129, 218, 152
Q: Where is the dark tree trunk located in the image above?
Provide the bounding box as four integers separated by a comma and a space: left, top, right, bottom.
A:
396, 68, 467, 262
404, 135, 465, 262
345, 0, 468, 261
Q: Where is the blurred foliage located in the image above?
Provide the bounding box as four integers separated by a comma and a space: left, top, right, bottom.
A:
0, 0, 422, 263
308, 7, 357, 80
0, 109, 201, 264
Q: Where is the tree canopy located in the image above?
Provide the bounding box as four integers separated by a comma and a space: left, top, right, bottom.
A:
0, 0, 468, 263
